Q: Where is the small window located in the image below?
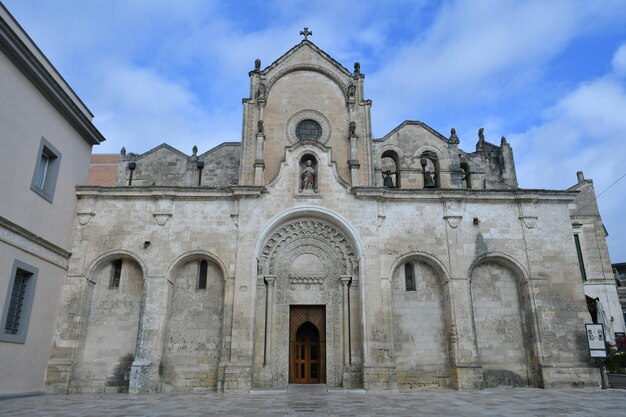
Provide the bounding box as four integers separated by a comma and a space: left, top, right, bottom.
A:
296, 119, 322, 140
1, 260, 38, 343
405, 263, 416, 292
110, 259, 122, 288
198, 260, 208, 290
30, 137, 62, 203
574, 234, 587, 281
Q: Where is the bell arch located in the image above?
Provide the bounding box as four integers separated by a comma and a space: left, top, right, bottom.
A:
253, 209, 363, 389
468, 253, 541, 387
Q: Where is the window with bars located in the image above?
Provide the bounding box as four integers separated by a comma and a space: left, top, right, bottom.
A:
1, 260, 38, 343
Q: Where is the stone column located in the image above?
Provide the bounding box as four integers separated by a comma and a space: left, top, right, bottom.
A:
341, 276, 352, 366
264, 276, 275, 365
129, 275, 171, 394
254, 132, 265, 186
348, 133, 360, 186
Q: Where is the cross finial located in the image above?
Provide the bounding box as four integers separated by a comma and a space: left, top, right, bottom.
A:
300, 27, 312, 40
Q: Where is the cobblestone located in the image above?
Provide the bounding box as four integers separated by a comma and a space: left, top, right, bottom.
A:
0, 387, 624, 417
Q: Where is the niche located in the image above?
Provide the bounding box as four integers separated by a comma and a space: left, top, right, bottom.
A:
299, 154, 318, 192
381, 150, 400, 188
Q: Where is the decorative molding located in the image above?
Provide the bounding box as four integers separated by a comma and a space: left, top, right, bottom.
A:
153, 213, 172, 226
0, 216, 70, 269
77, 212, 95, 226
520, 216, 538, 229
289, 274, 326, 285
444, 215, 462, 228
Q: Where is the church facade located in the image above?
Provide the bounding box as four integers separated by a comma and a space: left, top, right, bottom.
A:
45, 38, 622, 394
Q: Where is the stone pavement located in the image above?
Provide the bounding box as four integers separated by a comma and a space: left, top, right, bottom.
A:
0, 387, 624, 417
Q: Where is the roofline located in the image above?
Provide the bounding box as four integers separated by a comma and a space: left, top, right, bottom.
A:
0, 4, 105, 145
261, 40, 353, 77
375, 120, 450, 143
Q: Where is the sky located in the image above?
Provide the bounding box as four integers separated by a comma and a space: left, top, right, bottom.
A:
4, 0, 626, 262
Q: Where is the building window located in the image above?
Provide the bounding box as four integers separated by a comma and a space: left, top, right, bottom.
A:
199, 260, 208, 290
574, 234, 587, 281
1, 260, 38, 343
381, 150, 400, 188
110, 260, 122, 288
296, 119, 322, 140
405, 263, 416, 292
30, 137, 62, 203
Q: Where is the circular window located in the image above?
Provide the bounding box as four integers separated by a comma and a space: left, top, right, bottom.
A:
296, 119, 322, 140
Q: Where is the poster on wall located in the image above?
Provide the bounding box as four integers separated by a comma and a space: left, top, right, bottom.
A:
585, 323, 607, 358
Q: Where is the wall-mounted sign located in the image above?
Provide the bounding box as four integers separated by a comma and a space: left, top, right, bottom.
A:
586, 323, 607, 358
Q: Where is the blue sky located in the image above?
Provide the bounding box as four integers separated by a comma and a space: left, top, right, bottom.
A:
5, 0, 626, 262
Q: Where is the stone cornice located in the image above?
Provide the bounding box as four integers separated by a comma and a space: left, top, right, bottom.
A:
76, 185, 264, 200
0, 216, 71, 269
0, 7, 105, 145
352, 187, 578, 203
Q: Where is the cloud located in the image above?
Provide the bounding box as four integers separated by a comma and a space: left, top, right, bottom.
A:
508, 44, 626, 261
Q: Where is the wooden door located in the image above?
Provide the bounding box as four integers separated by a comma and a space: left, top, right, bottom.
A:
289, 306, 325, 384
293, 322, 320, 383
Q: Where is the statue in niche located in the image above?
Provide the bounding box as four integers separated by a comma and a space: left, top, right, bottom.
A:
382, 170, 395, 188
257, 83, 266, 99
348, 83, 356, 98
257, 120, 264, 134
301, 160, 316, 191
254, 58, 261, 72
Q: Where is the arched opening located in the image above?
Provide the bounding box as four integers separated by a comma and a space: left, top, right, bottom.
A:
460, 162, 471, 189
292, 321, 323, 383
420, 151, 439, 188
299, 153, 318, 192
74, 256, 144, 393
254, 213, 361, 389
161, 256, 224, 392
470, 258, 537, 387
391, 256, 451, 389
381, 150, 400, 188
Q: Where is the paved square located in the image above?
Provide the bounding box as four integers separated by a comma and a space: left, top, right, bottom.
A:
0, 388, 624, 417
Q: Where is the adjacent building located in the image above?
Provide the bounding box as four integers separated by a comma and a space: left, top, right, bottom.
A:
0, 4, 104, 396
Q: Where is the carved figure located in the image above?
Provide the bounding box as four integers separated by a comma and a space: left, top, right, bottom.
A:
301, 160, 316, 190
382, 170, 395, 188
257, 83, 266, 99
258, 120, 264, 134
120, 146, 126, 156
349, 121, 356, 136
254, 58, 261, 71
348, 83, 356, 98
478, 127, 485, 142
192, 145, 198, 156
354, 62, 360, 74
450, 128, 458, 142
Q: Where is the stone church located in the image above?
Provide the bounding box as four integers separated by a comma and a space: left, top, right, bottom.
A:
45, 36, 623, 394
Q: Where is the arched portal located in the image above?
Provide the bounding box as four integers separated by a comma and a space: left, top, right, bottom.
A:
253, 215, 362, 389
290, 314, 325, 384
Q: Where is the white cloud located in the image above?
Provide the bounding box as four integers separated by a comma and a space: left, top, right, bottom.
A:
612, 42, 626, 77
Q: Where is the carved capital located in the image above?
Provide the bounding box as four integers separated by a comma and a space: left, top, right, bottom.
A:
264, 275, 276, 286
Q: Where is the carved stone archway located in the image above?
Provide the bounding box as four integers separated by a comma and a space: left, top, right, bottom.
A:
254, 218, 362, 388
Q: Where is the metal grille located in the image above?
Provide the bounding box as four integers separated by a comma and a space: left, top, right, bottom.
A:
296, 119, 321, 140
4, 269, 29, 335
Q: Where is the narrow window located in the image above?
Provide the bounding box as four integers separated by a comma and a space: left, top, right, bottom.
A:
4, 268, 31, 335
574, 235, 587, 281
110, 259, 123, 288
461, 162, 471, 189
31, 137, 62, 202
199, 260, 208, 289
1, 260, 38, 343
405, 263, 416, 291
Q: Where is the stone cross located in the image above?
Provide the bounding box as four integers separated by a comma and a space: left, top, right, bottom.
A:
300, 27, 312, 40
